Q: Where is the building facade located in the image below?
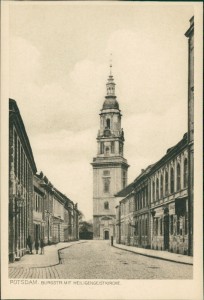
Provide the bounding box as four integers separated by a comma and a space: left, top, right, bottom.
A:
92, 66, 129, 239
9, 99, 37, 262
9, 99, 81, 262
185, 16, 194, 256
115, 134, 189, 255
150, 134, 188, 254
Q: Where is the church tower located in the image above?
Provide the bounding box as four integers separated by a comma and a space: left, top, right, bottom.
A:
92, 64, 129, 240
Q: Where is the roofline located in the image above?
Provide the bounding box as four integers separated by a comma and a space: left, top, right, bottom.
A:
9, 98, 37, 173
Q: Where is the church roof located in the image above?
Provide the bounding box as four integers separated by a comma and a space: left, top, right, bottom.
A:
102, 97, 119, 110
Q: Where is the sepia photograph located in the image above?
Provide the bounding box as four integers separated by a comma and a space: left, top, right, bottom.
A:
1, 1, 203, 299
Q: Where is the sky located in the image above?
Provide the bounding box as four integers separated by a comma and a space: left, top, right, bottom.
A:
9, 2, 194, 221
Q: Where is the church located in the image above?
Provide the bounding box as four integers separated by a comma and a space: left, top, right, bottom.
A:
91, 66, 129, 240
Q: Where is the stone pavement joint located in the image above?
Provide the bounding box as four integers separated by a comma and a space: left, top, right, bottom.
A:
113, 242, 193, 265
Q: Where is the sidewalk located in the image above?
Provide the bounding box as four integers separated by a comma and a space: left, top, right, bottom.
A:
113, 242, 193, 265
9, 241, 85, 268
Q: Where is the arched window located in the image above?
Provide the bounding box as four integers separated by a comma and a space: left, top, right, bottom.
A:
106, 119, 110, 129
177, 163, 181, 191
160, 174, 163, 198
111, 141, 115, 153
170, 167, 174, 194
152, 181, 155, 201
156, 178, 159, 200
104, 178, 110, 193
165, 171, 168, 196
104, 201, 109, 210
105, 147, 110, 155
184, 158, 188, 188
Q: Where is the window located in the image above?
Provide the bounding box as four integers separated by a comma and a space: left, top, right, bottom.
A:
184, 158, 188, 188
170, 167, 174, 194
103, 170, 110, 176
122, 170, 126, 188
100, 142, 104, 154
184, 213, 188, 235
106, 118, 110, 129
165, 171, 168, 195
111, 141, 115, 153
105, 147, 110, 155
170, 215, 174, 235
104, 201, 109, 210
156, 178, 159, 200
14, 130, 17, 176
152, 181, 155, 201
155, 218, 159, 235
104, 178, 110, 193
160, 175, 163, 198
160, 218, 163, 235
119, 143, 123, 155
177, 163, 181, 191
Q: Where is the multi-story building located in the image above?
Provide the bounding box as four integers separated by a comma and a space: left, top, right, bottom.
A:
9, 99, 81, 262
91, 65, 129, 240
115, 134, 189, 255
33, 174, 46, 243
9, 99, 37, 262
150, 134, 188, 254
185, 16, 194, 256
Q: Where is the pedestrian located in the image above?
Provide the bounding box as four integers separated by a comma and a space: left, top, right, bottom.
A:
35, 239, 39, 254
40, 238, 45, 255
26, 235, 33, 254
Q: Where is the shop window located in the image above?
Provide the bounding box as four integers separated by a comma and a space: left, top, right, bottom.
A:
170, 167, 174, 194
165, 171, 168, 195
184, 159, 188, 188
177, 163, 181, 191
104, 201, 109, 210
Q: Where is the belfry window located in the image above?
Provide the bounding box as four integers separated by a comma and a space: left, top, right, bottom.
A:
106, 119, 110, 129
104, 201, 109, 210
100, 142, 104, 154
111, 141, 115, 153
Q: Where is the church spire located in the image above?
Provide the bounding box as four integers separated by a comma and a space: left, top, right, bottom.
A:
106, 55, 116, 97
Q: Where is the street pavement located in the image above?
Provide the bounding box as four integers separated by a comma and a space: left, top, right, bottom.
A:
9, 240, 193, 279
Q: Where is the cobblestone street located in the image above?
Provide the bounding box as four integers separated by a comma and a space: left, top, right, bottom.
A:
9, 240, 193, 279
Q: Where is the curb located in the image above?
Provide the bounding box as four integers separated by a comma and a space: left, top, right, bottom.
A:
113, 244, 193, 266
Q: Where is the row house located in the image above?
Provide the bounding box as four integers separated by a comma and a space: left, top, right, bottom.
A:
150, 133, 188, 254
9, 99, 37, 262
9, 99, 81, 262
115, 133, 189, 255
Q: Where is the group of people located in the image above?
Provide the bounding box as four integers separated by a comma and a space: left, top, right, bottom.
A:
26, 235, 45, 255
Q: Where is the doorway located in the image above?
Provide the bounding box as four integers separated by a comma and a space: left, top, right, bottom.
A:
104, 230, 109, 240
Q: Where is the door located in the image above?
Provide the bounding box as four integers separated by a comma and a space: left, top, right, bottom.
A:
104, 230, 109, 240
164, 215, 169, 250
